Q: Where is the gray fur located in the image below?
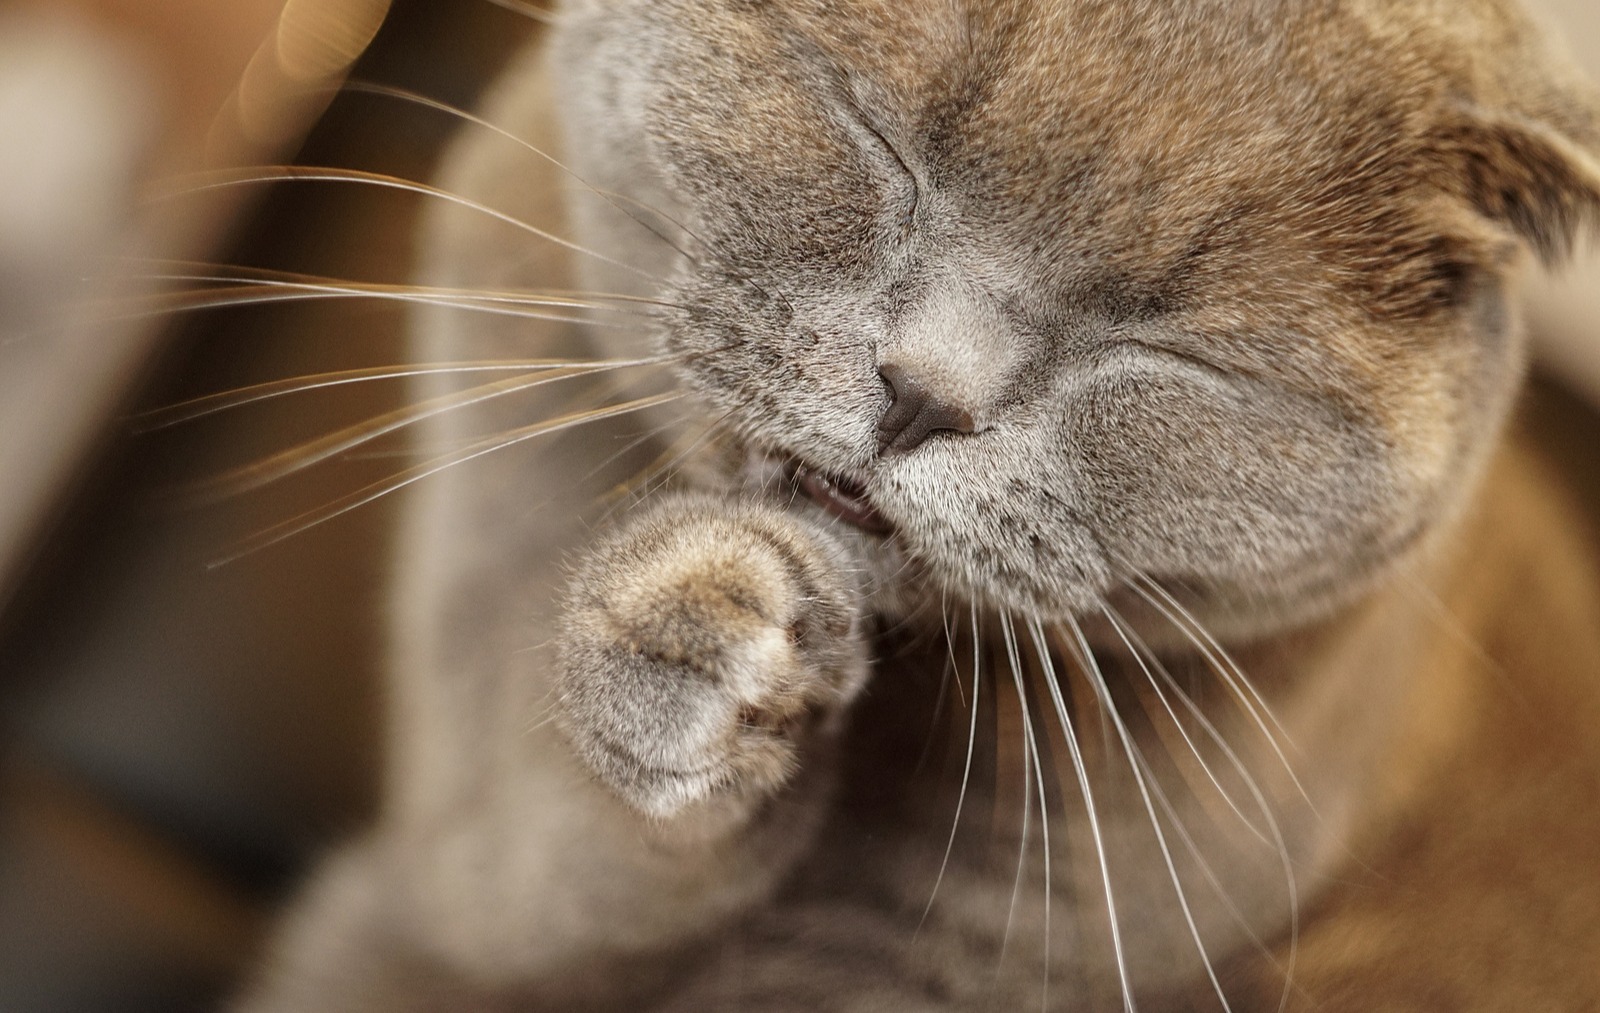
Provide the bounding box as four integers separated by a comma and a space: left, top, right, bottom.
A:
235, 0, 1600, 1009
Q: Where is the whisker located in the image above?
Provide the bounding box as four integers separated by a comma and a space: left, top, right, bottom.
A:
1126, 576, 1314, 812
479, 0, 561, 26
995, 613, 1038, 989
942, 590, 968, 709
913, 621, 956, 777
211, 392, 681, 566
180, 356, 675, 502
1105, 603, 1300, 1012
580, 390, 734, 527
1000, 613, 1051, 1010
585, 398, 702, 492
342, 82, 700, 267
1100, 607, 1269, 846
1129, 743, 1286, 973
1393, 566, 1507, 678
106, 280, 662, 331
136, 357, 667, 430
211, 90, 790, 320
523, 683, 562, 735
1064, 614, 1232, 1013
577, 184, 798, 317
156, 166, 665, 284
138, 259, 687, 310
918, 602, 983, 934
1025, 618, 1135, 1012
601, 422, 718, 514
1132, 575, 1297, 752
593, 389, 755, 521
138, 277, 662, 318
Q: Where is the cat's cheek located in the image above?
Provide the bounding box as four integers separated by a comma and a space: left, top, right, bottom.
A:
1069, 375, 1402, 615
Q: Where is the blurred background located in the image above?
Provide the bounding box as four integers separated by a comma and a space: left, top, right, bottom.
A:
0, 1, 534, 1008
0, 1, 1594, 1011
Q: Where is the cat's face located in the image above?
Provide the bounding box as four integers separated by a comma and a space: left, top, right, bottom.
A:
554, 0, 1600, 634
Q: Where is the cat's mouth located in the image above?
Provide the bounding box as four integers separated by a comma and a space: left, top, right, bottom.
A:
791, 461, 893, 535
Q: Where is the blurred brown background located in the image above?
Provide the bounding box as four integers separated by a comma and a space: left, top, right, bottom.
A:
0, 1, 1595, 1012
0, 1, 532, 1009
1525, 0, 1600, 405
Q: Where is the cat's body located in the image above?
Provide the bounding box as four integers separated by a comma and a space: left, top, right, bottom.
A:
239, 0, 1600, 1009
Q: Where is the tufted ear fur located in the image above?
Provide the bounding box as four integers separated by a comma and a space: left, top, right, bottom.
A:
1433, 106, 1600, 265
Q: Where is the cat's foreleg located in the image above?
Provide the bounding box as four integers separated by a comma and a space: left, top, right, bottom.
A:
237, 493, 874, 1011
556, 492, 872, 831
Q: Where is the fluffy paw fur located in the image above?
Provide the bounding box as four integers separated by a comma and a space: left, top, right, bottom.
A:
557, 496, 870, 819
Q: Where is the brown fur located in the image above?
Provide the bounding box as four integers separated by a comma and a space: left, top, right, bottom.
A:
1227, 431, 1600, 1008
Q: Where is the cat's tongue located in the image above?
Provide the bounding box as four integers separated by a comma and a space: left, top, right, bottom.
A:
795, 464, 892, 535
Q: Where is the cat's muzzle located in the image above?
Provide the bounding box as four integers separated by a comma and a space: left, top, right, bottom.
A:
792, 461, 892, 534
738, 445, 893, 535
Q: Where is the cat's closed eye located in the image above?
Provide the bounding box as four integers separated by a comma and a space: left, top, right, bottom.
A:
840, 99, 921, 230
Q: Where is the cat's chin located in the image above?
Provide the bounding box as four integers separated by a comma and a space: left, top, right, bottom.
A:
731, 442, 1105, 626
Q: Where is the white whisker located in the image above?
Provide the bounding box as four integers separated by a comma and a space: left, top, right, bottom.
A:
1106, 604, 1301, 1012
942, 590, 968, 708
1025, 618, 1135, 1012
1394, 567, 1507, 677
137, 356, 671, 430
139, 258, 686, 309
479, 0, 562, 25
591, 390, 751, 526
159, 166, 665, 284
1065, 615, 1231, 1013
996, 613, 1041, 991
211, 392, 681, 566
918, 601, 983, 935
1101, 608, 1269, 845
1134, 577, 1296, 748
914, 619, 957, 776
179, 357, 672, 501
1128, 577, 1315, 812
109, 279, 660, 330
343, 82, 701, 267
1001, 613, 1052, 1010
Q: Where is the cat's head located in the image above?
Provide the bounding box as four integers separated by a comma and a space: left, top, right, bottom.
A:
553, 0, 1600, 635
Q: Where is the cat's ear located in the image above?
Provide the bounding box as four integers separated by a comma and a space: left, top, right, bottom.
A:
1432, 104, 1600, 265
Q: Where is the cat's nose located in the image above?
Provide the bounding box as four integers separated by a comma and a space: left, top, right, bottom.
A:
876, 363, 976, 455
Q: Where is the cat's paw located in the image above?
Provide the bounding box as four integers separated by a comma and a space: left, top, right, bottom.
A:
556, 496, 870, 819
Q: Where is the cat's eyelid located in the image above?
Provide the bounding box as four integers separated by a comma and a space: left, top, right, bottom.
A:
858, 114, 922, 228
1109, 335, 1238, 384
833, 79, 922, 209
852, 102, 917, 181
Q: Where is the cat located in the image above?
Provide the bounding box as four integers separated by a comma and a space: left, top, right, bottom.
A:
236, 0, 1600, 1009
